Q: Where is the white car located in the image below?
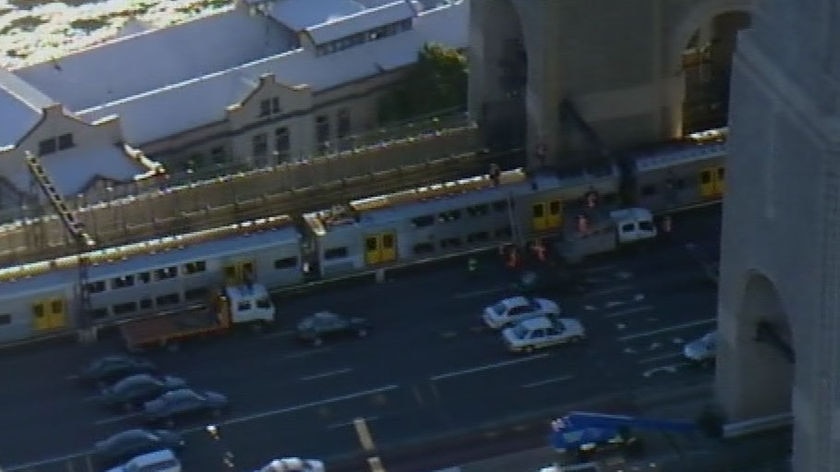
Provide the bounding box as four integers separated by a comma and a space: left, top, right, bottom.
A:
256, 457, 325, 472
683, 331, 716, 364
502, 316, 586, 353
105, 449, 181, 472
483, 296, 561, 329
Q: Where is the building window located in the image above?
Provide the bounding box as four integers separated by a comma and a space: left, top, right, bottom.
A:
57, 133, 74, 150
273, 256, 298, 269
315, 115, 330, 149
337, 108, 351, 139
0, 313, 10, 325
38, 138, 56, 156
259, 99, 271, 117
154, 266, 178, 281
259, 97, 281, 117
271, 97, 280, 114
252, 133, 268, 156
156, 293, 180, 307
183, 261, 206, 275
211, 146, 227, 164
275, 127, 290, 162
324, 247, 348, 260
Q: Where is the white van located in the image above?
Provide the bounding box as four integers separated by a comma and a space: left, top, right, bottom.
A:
105, 449, 181, 472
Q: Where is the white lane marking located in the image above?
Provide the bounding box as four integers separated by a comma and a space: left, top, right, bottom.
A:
430, 353, 550, 381
94, 412, 142, 426
282, 348, 332, 360
605, 305, 654, 319
185, 384, 400, 430
5, 451, 89, 472
584, 284, 635, 298
643, 362, 690, 378
326, 415, 380, 430
301, 368, 353, 381
262, 329, 295, 339
582, 265, 616, 274
618, 318, 716, 342
521, 375, 574, 389
452, 285, 511, 300
638, 352, 684, 364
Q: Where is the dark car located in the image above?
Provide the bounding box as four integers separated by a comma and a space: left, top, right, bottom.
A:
79, 355, 157, 386
93, 428, 184, 468
100, 374, 188, 410
143, 388, 229, 426
296, 311, 370, 346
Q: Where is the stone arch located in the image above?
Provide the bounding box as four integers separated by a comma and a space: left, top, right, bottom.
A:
468, 0, 527, 151
720, 270, 794, 420
665, 0, 755, 137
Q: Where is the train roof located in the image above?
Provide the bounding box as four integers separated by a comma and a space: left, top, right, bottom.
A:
0, 215, 298, 294
633, 141, 727, 173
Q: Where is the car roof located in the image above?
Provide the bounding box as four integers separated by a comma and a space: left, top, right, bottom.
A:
126, 449, 177, 466
520, 316, 553, 330
502, 296, 530, 307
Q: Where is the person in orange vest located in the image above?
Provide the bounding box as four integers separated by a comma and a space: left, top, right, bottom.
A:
577, 214, 589, 235
532, 239, 547, 263
507, 246, 520, 269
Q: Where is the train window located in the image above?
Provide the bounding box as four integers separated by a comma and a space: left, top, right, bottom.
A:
139, 298, 153, 310
183, 261, 207, 275
185, 287, 209, 301
257, 298, 272, 309
111, 275, 135, 289
467, 231, 490, 243
440, 237, 462, 249
701, 172, 712, 184
238, 301, 252, 311
365, 238, 377, 251
154, 266, 178, 281
90, 308, 109, 320
641, 185, 657, 196
0, 314, 9, 325
492, 200, 509, 212
138, 272, 151, 284
467, 204, 489, 216
413, 242, 435, 255
411, 215, 435, 228
273, 257, 298, 270
495, 226, 512, 239
438, 210, 462, 222
324, 247, 348, 260
621, 223, 636, 233
533, 205, 544, 217
156, 293, 180, 307
86, 280, 106, 293
33, 305, 44, 318
112, 302, 137, 316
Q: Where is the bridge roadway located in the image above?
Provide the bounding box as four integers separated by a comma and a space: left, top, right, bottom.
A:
0, 205, 721, 472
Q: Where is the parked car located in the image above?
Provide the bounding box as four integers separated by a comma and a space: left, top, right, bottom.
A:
100, 374, 188, 410
94, 429, 184, 468
255, 457, 326, 472
79, 355, 157, 386
483, 296, 561, 329
104, 449, 181, 472
143, 388, 229, 426
683, 331, 717, 365
502, 316, 586, 353
296, 311, 370, 346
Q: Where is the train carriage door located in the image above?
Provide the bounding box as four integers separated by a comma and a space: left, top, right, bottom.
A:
365, 232, 397, 265
223, 260, 256, 285
48, 298, 67, 329
715, 166, 725, 195
364, 235, 381, 265
532, 202, 547, 231
547, 200, 563, 229
381, 233, 397, 263
32, 302, 49, 331
699, 168, 715, 198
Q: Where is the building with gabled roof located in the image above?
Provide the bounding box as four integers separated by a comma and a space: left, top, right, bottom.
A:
0, 0, 468, 217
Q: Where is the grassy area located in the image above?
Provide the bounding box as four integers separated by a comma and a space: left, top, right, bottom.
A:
0, 15, 46, 35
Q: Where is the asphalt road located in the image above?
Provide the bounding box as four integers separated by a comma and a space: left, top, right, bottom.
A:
0, 205, 722, 472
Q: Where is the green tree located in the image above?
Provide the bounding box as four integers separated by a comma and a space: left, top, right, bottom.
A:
377, 43, 468, 124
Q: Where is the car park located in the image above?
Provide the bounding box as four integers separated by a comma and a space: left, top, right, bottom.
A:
143, 388, 229, 427
103, 448, 181, 472
79, 355, 157, 386
100, 373, 188, 410
483, 296, 561, 329
255, 457, 326, 472
683, 331, 717, 365
502, 316, 586, 353
93, 429, 184, 468
296, 311, 370, 346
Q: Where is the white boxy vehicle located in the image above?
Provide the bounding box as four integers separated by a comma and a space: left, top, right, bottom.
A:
255, 457, 325, 472
105, 449, 181, 472
502, 316, 586, 353
483, 296, 561, 329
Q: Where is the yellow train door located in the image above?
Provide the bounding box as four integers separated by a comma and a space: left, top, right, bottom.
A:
32, 302, 49, 331
365, 232, 397, 265
547, 200, 563, 230
532, 200, 562, 231
32, 298, 66, 331
532, 202, 547, 231
699, 168, 716, 198
714, 166, 725, 195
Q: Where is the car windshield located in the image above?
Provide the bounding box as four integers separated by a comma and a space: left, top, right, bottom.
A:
511, 324, 529, 339
492, 303, 507, 315
164, 390, 200, 402
114, 375, 151, 391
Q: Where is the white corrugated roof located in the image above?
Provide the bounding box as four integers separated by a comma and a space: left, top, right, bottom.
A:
306, 1, 415, 45
13, 6, 298, 112
0, 68, 53, 148
266, 0, 367, 31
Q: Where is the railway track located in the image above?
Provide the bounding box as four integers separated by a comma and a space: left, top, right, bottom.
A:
0, 128, 521, 267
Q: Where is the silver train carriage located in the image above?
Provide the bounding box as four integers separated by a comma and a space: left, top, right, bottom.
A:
0, 216, 303, 344
301, 165, 621, 278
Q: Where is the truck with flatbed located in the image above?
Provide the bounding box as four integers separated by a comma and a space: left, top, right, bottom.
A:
558, 207, 658, 264
119, 284, 276, 352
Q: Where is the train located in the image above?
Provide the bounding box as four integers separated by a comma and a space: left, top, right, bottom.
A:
0, 129, 727, 345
